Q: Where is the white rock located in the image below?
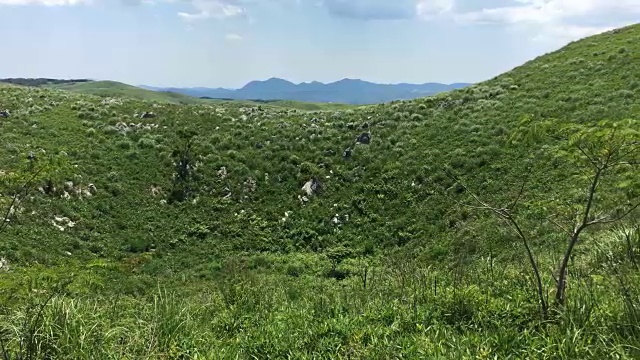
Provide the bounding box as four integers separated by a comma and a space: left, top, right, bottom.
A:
0, 257, 8, 271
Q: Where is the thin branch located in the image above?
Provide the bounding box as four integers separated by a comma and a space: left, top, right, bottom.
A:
443, 169, 495, 210
611, 143, 639, 164
0, 166, 45, 234
508, 168, 532, 211
576, 143, 599, 168
442, 167, 547, 317
547, 215, 572, 235
587, 201, 640, 226
579, 166, 603, 229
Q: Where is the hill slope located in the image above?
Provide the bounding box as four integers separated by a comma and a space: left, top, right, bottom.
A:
0, 25, 638, 358
0, 78, 92, 87
16, 79, 360, 110
143, 78, 471, 104
42, 80, 208, 105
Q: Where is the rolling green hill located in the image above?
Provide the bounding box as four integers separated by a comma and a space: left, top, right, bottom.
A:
0, 25, 638, 359
41, 80, 208, 105
35, 80, 361, 110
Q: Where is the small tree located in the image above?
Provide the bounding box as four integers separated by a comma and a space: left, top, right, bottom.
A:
0, 153, 67, 232
444, 118, 639, 317
168, 130, 201, 203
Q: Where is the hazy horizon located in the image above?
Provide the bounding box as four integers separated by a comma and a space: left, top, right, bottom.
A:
137, 77, 474, 89
1, 0, 639, 88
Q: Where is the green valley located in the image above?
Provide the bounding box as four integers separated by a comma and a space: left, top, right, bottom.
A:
0, 24, 638, 359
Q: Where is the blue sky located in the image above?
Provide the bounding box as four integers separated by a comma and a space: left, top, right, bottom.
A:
0, 0, 639, 88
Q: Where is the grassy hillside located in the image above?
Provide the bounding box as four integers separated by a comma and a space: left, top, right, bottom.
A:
248, 98, 361, 110
40, 80, 360, 110
0, 25, 638, 358
0, 78, 92, 87
42, 80, 207, 105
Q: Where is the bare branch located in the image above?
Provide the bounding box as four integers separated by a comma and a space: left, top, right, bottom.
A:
579, 166, 603, 229
443, 167, 547, 318
443, 169, 496, 210
0, 166, 45, 234
547, 215, 572, 235
611, 142, 639, 163
576, 143, 599, 168
587, 201, 640, 226
508, 168, 532, 212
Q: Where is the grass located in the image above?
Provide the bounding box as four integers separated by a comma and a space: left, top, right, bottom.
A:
41, 80, 209, 105
39, 80, 362, 110
0, 24, 639, 358
245, 99, 361, 111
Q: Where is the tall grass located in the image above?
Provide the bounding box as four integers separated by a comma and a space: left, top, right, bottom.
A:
1, 252, 639, 359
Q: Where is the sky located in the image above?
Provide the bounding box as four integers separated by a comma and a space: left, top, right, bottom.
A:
0, 0, 639, 88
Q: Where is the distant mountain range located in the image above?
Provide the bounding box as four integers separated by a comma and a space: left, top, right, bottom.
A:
140, 78, 472, 105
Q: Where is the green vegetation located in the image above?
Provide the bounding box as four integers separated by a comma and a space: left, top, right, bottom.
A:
246, 99, 360, 111
0, 78, 92, 87
41, 80, 208, 105
34, 80, 361, 110
0, 24, 639, 359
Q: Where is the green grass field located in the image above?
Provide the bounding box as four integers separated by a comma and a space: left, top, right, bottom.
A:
38, 80, 361, 110
41, 80, 210, 105
0, 24, 638, 359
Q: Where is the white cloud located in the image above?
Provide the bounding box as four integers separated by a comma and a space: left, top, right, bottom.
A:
416, 0, 454, 19
530, 23, 617, 43
320, 0, 414, 20
0, 0, 90, 4
177, 0, 245, 21
225, 33, 243, 41
454, 0, 640, 43
458, 0, 640, 24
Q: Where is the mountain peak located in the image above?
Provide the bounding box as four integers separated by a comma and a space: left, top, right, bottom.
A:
264, 77, 293, 83
143, 78, 473, 104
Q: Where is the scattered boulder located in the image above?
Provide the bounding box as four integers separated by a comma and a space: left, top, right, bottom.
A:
331, 214, 350, 226
302, 178, 322, 196
343, 147, 353, 159
244, 177, 257, 193
52, 216, 76, 232
150, 185, 163, 197
0, 257, 8, 272
64, 181, 75, 192
217, 166, 228, 179
280, 211, 293, 223
356, 132, 371, 145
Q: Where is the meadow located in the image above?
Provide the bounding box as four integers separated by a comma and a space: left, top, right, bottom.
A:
0, 24, 638, 359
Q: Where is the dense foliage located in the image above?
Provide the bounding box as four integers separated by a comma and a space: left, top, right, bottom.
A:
0, 78, 91, 87
0, 24, 639, 358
